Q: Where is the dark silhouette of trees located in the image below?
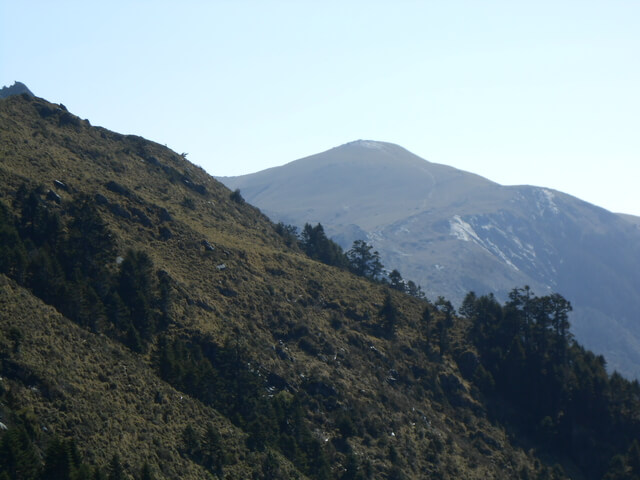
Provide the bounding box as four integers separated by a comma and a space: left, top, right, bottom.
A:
138, 463, 155, 480
274, 222, 427, 297
378, 292, 399, 338
274, 222, 299, 247
464, 287, 640, 480
0, 186, 169, 351
300, 223, 347, 268
388, 269, 405, 292
107, 454, 125, 480
346, 240, 383, 280
153, 335, 330, 479
230, 188, 245, 204
434, 297, 454, 355
0, 426, 40, 480
406, 280, 425, 299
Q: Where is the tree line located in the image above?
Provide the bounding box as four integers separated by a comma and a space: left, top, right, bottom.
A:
0, 427, 153, 480
461, 287, 640, 480
275, 222, 425, 299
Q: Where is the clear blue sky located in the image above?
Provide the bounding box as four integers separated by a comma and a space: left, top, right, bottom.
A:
2, 1, 639, 215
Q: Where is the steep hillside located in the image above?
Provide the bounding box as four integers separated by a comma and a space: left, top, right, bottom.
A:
1, 95, 639, 480
220, 140, 640, 379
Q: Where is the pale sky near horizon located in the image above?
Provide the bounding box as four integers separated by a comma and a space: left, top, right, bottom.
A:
2, 1, 639, 215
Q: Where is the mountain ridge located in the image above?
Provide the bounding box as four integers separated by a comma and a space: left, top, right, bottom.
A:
220, 141, 640, 379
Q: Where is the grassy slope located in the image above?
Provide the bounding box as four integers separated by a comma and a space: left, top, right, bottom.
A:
0, 94, 557, 479
0, 274, 262, 479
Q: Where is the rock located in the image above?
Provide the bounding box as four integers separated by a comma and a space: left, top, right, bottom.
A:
46, 189, 61, 204
182, 177, 208, 195
53, 179, 68, 191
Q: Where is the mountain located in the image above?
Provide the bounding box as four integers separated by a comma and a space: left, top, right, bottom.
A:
2, 94, 640, 480
0, 81, 34, 99
618, 212, 640, 228
220, 140, 640, 379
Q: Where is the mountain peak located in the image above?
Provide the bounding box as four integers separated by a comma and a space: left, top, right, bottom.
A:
0, 81, 34, 99
335, 139, 413, 157
343, 139, 388, 149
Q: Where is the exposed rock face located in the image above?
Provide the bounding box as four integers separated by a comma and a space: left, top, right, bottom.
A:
0, 81, 34, 99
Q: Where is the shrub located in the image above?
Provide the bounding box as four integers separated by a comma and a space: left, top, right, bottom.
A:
230, 188, 245, 204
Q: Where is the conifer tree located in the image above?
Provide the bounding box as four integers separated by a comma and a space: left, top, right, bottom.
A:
388, 269, 406, 292
138, 462, 154, 480
347, 240, 383, 280
107, 454, 125, 480
41, 437, 73, 479
379, 292, 399, 338
0, 426, 40, 480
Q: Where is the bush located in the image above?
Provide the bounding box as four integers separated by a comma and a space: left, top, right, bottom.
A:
230, 188, 245, 204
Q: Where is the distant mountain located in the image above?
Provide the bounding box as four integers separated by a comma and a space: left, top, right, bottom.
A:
0, 81, 34, 98
619, 212, 640, 228
220, 140, 640, 379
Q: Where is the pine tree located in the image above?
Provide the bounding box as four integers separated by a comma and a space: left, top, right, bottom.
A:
201, 424, 225, 474
107, 454, 125, 480
346, 240, 383, 280
405, 280, 425, 299
379, 293, 399, 338
458, 291, 477, 318
138, 462, 154, 480
118, 251, 155, 335
300, 223, 347, 268
388, 270, 406, 292
41, 437, 73, 479
0, 426, 41, 480
182, 425, 201, 459
627, 440, 640, 476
